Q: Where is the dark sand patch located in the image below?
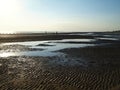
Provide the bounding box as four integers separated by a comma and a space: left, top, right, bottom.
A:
58, 43, 120, 67
37, 44, 55, 46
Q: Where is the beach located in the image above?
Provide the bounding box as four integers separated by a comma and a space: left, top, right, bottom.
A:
0, 33, 120, 90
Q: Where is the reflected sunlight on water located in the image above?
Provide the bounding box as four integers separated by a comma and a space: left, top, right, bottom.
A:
0, 52, 17, 57
1, 37, 117, 57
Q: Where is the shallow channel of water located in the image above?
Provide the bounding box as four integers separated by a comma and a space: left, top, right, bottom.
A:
0, 39, 95, 57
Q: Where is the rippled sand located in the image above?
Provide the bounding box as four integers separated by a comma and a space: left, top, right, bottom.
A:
0, 55, 120, 90
0, 33, 120, 90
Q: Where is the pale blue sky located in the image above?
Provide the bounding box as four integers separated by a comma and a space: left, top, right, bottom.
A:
0, 0, 120, 33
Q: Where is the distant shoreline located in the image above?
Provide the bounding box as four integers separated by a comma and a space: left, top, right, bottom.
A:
0, 32, 120, 43
0, 34, 94, 43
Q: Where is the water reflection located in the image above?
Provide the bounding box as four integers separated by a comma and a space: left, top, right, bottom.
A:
0, 39, 98, 57
54, 39, 95, 42
0, 52, 17, 57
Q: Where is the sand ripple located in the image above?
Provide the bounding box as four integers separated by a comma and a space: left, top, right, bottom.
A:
0, 56, 120, 90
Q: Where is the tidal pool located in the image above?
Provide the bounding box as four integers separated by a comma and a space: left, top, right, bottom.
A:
1, 36, 119, 58
0, 39, 95, 57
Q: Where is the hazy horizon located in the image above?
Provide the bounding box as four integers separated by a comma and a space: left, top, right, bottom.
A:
0, 0, 120, 33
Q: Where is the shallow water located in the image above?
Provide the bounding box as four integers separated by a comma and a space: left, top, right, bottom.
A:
50, 39, 95, 42
0, 39, 94, 57
96, 37, 119, 41
0, 36, 119, 57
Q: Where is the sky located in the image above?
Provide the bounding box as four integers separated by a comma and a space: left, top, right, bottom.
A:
0, 0, 120, 33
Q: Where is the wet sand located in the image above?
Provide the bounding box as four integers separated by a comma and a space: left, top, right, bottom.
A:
0, 43, 120, 90
0, 33, 120, 90
0, 34, 94, 43
58, 43, 120, 67
58, 43, 120, 90
0, 57, 120, 90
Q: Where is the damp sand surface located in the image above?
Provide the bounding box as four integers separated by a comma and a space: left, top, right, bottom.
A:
0, 33, 120, 90
0, 43, 120, 90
